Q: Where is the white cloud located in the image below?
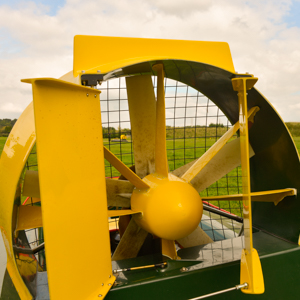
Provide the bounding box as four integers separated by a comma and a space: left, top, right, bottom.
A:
0, 0, 299, 121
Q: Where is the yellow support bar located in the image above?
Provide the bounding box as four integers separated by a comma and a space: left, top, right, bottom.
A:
73, 36, 236, 77
202, 188, 296, 206
181, 107, 259, 183
24, 78, 115, 299
232, 77, 264, 294
103, 147, 150, 190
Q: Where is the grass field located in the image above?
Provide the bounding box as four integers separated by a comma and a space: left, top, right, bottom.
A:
1, 131, 300, 217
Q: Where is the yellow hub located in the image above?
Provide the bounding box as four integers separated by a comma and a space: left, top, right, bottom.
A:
131, 173, 203, 240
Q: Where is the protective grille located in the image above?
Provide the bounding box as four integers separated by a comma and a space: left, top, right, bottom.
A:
23, 76, 243, 246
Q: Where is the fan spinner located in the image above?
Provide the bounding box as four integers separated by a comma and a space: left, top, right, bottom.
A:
0, 36, 299, 300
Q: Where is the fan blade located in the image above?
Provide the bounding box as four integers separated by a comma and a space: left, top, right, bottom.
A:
106, 178, 133, 208
126, 75, 156, 178
161, 239, 178, 260
191, 138, 254, 193
181, 106, 259, 183
176, 226, 213, 248
104, 147, 149, 190
202, 188, 296, 206
171, 159, 197, 177
108, 210, 141, 218
112, 218, 148, 261
153, 64, 169, 177
16, 206, 43, 232
22, 170, 40, 198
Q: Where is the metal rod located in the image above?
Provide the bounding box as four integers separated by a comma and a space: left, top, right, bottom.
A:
113, 262, 167, 274
203, 203, 244, 223
189, 283, 248, 300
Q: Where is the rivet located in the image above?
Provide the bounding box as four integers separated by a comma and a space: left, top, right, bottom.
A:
86, 93, 89, 97
94, 94, 97, 98
82, 70, 85, 73
97, 70, 101, 73
109, 275, 111, 278
98, 295, 102, 297
101, 283, 104, 286
108, 283, 111, 286
180, 267, 188, 272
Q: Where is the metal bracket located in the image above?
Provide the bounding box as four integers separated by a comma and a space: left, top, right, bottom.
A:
81, 74, 105, 86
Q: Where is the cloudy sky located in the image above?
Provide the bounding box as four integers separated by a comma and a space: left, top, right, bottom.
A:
0, 0, 299, 121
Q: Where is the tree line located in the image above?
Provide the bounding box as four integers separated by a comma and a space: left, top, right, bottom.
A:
0, 119, 17, 136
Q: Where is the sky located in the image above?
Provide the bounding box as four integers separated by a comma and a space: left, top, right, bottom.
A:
0, 0, 299, 121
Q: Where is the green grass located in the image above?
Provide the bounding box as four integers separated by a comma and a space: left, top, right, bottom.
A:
0, 137, 6, 155
1, 129, 300, 217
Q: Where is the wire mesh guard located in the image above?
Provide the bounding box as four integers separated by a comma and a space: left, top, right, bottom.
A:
22, 76, 244, 268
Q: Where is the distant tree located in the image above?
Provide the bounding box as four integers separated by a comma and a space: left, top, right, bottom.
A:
209, 123, 224, 128
4, 126, 12, 133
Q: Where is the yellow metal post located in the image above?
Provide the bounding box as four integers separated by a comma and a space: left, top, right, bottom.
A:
24, 78, 115, 299
232, 77, 264, 294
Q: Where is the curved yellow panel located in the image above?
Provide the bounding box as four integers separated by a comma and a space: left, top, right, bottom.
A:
73, 35, 235, 77
0, 102, 36, 299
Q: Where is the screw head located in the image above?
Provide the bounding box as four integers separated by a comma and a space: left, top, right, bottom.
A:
98, 295, 102, 297
180, 267, 188, 272
94, 94, 97, 98
86, 93, 89, 97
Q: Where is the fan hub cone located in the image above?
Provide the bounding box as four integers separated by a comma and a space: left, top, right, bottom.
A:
131, 173, 203, 240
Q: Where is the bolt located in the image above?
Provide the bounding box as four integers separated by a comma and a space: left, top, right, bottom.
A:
109, 275, 111, 278
97, 70, 101, 73
180, 267, 188, 272
82, 70, 85, 73
108, 283, 111, 286
101, 283, 104, 286
94, 94, 97, 98
98, 295, 102, 297
86, 93, 89, 97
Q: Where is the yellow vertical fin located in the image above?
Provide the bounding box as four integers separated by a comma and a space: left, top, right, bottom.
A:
232, 76, 264, 294
26, 78, 115, 299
